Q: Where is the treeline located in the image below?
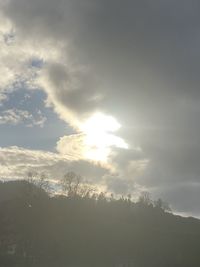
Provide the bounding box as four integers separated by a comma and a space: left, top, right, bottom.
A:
25, 171, 171, 212
0, 174, 200, 267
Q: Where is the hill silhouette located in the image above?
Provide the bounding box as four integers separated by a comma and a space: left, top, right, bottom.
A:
0, 178, 200, 267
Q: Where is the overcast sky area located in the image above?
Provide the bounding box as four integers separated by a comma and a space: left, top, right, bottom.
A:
1, 0, 200, 217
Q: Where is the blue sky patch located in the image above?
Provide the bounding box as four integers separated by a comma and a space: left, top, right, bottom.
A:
0, 88, 73, 151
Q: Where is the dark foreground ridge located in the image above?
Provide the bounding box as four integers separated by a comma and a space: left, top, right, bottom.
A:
0, 179, 200, 267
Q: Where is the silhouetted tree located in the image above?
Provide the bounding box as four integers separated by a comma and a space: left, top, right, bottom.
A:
138, 191, 152, 206
60, 171, 81, 197
25, 172, 50, 198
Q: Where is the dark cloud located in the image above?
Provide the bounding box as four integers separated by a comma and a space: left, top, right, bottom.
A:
46, 62, 101, 115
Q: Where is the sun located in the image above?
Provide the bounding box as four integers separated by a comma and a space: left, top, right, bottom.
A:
80, 113, 128, 163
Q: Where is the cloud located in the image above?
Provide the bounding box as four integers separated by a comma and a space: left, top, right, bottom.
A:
56, 133, 86, 160
0, 109, 46, 127
0, 7, 63, 104
38, 62, 102, 128
0, 146, 107, 184
56, 133, 135, 174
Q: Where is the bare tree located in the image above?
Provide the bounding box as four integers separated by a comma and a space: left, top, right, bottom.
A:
78, 183, 96, 198
60, 171, 82, 197
36, 173, 50, 192
25, 172, 50, 196
138, 191, 152, 206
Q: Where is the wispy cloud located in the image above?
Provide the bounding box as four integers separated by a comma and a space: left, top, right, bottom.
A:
0, 109, 46, 128
0, 146, 108, 186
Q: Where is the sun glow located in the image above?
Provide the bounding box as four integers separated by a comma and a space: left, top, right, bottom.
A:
81, 113, 128, 163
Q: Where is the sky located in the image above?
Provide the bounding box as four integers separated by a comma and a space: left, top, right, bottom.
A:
0, 0, 200, 217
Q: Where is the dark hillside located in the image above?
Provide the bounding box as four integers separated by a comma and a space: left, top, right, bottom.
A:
0, 180, 200, 267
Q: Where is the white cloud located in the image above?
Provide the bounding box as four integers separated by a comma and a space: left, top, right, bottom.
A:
0, 109, 46, 128
56, 134, 86, 160
0, 146, 108, 186
0, 146, 70, 179
56, 133, 114, 171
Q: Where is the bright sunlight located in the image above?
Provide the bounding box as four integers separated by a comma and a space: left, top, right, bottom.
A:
81, 113, 128, 163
